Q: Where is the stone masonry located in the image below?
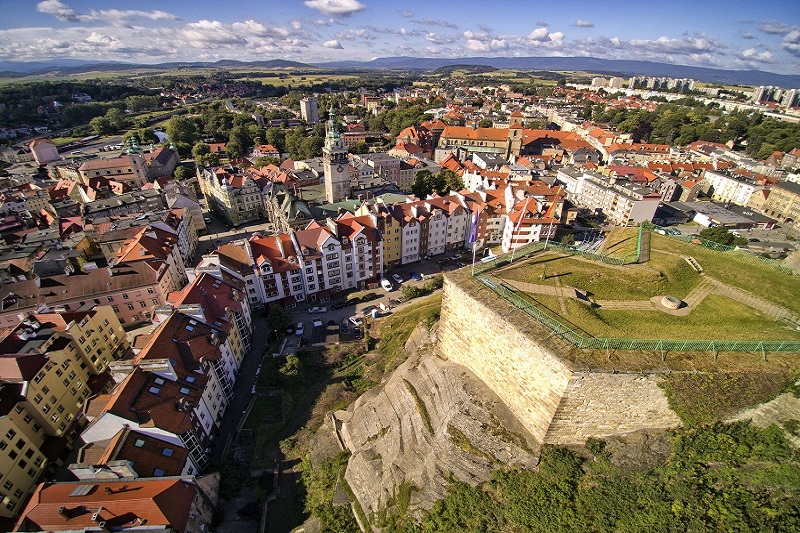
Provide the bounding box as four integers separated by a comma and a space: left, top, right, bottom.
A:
437, 276, 682, 446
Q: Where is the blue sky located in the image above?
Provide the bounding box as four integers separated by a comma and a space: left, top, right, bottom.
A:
1, 0, 798, 74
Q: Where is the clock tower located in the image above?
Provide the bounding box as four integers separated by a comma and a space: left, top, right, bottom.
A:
323, 106, 350, 204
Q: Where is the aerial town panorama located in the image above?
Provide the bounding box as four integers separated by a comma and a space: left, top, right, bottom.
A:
1, 0, 800, 531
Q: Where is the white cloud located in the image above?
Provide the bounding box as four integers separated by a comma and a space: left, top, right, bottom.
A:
782, 30, 800, 58
760, 22, 793, 35
323, 39, 344, 49
738, 48, 774, 63
413, 18, 459, 29
338, 28, 375, 41
37, 0, 178, 27
401, 11, 413, 18
575, 20, 594, 28
290, 20, 303, 29
36, 0, 80, 22
527, 27, 550, 42
304, 0, 366, 16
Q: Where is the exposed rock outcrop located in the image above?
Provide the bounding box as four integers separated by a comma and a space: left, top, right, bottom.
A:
334, 324, 538, 520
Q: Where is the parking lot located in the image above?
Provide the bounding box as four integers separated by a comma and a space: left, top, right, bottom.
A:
288, 252, 470, 345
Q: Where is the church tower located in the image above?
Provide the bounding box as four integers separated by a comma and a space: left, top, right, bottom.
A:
323, 107, 350, 204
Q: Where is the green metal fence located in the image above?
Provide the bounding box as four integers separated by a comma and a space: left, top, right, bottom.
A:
644, 222, 799, 277
476, 277, 800, 354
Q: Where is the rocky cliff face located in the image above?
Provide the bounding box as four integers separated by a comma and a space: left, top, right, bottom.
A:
334, 324, 538, 521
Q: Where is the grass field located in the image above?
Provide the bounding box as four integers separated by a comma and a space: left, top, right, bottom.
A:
598, 227, 640, 259
491, 231, 800, 342
649, 233, 800, 315
500, 251, 700, 300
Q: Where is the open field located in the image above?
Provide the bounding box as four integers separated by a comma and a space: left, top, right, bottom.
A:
499, 251, 699, 301
235, 73, 359, 87
649, 233, 800, 315
491, 232, 800, 343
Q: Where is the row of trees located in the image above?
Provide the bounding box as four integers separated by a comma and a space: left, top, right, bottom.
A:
585, 100, 800, 160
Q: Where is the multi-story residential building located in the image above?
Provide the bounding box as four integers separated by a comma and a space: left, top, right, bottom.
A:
501, 195, 560, 253
78, 155, 148, 189
159, 271, 252, 391
0, 260, 175, 329
113, 224, 188, 294
83, 308, 234, 477
300, 96, 319, 124
81, 189, 166, 220
0, 383, 48, 519
197, 167, 265, 227
762, 181, 800, 226
355, 198, 403, 269
0, 184, 54, 217
557, 170, 660, 226
15, 471, 218, 532
0, 308, 129, 518
704, 169, 764, 206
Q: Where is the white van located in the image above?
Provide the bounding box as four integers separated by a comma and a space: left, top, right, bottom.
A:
380, 278, 393, 291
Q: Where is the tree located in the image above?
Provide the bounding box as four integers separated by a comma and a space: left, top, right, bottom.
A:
440, 169, 464, 194
699, 226, 736, 246
166, 115, 196, 145
264, 303, 292, 336
174, 165, 195, 180
478, 118, 493, 128
192, 142, 210, 159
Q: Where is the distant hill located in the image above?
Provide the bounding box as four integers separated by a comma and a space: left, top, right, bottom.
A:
2, 56, 797, 87
314, 56, 800, 87
0, 59, 314, 77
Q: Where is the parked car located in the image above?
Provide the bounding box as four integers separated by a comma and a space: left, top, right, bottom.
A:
312, 319, 324, 328
295, 322, 304, 336
339, 321, 349, 334
361, 305, 378, 316
449, 254, 461, 261
361, 292, 379, 302
353, 327, 363, 339
481, 253, 497, 263
456, 261, 466, 268
307, 306, 327, 314
349, 315, 364, 327
286, 324, 295, 334
327, 319, 337, 327
392, 273, 403, 284
380, 278, 393, 291
665, 228, 682, 236
749, 238, 761, 242
331, 300, 350, 310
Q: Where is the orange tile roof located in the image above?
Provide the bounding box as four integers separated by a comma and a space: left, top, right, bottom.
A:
15, 477, 197, 531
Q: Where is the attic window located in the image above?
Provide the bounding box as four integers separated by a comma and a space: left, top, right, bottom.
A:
153, 468, 165, 477
185, 325, 194, 332
162, 448, 174, 457
179, 387, 190, 395
186, 376, 196, 383
134, 439, 145, 448
148, 386, 160, 395
154, 378, 165, 385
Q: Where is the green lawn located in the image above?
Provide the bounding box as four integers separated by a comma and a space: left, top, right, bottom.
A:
499, 251, 701, 301
515, 283, 800, 342
598, 227, 640, 259
650, 233, 800, 315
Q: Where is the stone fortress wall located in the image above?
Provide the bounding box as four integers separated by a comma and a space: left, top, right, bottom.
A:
437, 277, 682, 446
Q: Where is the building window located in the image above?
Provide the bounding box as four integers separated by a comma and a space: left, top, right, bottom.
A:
134, 439, 145, 448
153, 468, 165, 477
148, 387, 160, 395
162, 448, 174, 457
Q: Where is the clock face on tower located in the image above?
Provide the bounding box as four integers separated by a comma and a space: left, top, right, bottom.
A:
336, 165, 343, 172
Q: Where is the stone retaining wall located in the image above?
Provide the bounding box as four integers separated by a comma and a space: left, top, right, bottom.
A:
438, 277, 681, 446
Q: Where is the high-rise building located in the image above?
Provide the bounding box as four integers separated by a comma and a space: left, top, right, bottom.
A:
300, 97, 319, 124
323, 107, 350, 203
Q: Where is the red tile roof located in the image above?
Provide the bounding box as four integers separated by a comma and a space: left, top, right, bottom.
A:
15, 477, 198, 532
